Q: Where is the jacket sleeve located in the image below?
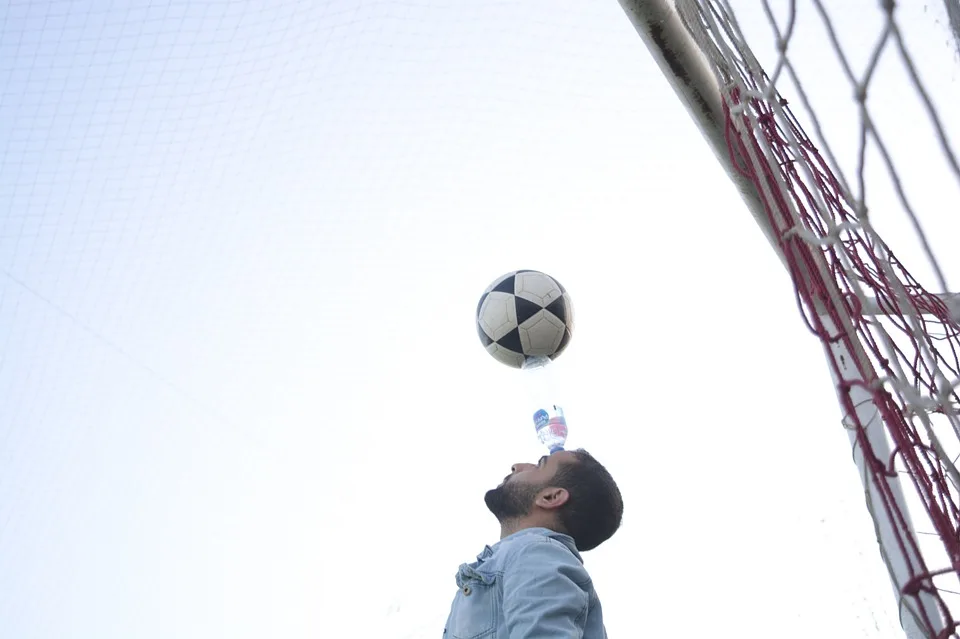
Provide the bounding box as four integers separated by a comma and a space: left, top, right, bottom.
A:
501, 538, 591, 638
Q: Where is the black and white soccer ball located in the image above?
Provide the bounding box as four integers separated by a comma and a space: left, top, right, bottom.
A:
476, 270, 574, 369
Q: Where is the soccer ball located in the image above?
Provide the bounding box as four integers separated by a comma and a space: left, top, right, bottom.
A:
476, 270, 574, 368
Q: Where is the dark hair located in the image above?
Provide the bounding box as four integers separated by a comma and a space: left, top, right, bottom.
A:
550, 449, 623, 552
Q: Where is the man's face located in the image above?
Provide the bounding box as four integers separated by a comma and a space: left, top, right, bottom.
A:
484, 451, 577, 522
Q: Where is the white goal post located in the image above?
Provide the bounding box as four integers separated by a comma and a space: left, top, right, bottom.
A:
617, 1, 960, 637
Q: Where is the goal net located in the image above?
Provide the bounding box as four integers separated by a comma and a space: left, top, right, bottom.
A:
618, 1, 960, 637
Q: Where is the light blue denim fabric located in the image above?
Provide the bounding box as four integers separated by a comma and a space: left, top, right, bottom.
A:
443, 527, 606, 638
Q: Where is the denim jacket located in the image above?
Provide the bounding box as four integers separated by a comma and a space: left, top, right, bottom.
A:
443, 527, 606, 638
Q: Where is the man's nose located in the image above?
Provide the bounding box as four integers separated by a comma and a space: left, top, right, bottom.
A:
511, 463, 535, 473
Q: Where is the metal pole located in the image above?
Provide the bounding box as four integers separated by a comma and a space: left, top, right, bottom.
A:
614, 0, 784, 266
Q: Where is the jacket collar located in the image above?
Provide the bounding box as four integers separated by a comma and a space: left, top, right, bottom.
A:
479, 527, 582, 563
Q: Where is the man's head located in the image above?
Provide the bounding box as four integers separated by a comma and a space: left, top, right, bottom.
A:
484, 449, 623, 552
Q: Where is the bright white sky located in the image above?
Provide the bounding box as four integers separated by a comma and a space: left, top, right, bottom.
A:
1, 1, 959, 637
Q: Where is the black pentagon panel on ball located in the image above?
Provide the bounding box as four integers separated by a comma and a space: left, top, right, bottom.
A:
497, 326, 524, 354
544, 296, 566, 325
514, 295, 542, 325
476, 291, 489, 320
491, 273, 516, 295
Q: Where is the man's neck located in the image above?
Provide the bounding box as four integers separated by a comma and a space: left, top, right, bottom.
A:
499, 517, 553, 540
499, 520, 523, 540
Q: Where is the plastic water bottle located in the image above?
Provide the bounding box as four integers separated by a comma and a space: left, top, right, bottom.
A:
522, 356, 568, 454
533, 405, 568, 454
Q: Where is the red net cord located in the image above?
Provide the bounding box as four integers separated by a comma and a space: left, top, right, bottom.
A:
723, 82, 960, 637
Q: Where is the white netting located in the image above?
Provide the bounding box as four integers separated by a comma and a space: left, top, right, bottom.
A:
666, 0, 960, 636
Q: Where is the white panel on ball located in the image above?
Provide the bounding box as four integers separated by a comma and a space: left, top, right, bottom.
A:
514, 271, 564, 307
478, 291, 518, 342
518, 310, 566, 355
485, 343, 526, 368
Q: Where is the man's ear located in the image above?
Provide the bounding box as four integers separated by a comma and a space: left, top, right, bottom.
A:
535, 486, 569, 511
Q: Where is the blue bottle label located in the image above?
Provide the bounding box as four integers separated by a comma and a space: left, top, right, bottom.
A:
533, 409, 550, 429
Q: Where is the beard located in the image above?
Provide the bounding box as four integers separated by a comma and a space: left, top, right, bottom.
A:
484, 478, 542, 522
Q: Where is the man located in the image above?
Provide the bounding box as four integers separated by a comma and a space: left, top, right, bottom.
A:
443, 449, 623, 638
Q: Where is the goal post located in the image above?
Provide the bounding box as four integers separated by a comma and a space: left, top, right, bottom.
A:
614, 0, 785, 265
617, 1, 960, 637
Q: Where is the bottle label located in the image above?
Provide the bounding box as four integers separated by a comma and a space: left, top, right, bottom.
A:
533, 409, 550, 430
547, 416, 568, 439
